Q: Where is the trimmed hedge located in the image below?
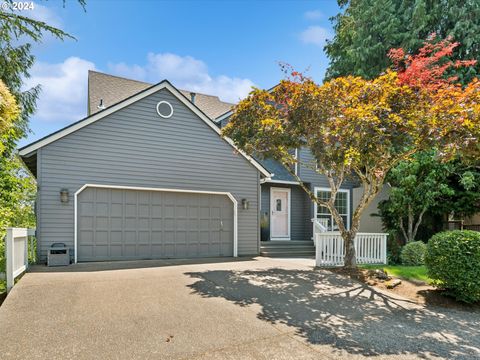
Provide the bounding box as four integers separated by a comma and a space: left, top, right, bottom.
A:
425, 230, 480, 303
400, 241, 427, 265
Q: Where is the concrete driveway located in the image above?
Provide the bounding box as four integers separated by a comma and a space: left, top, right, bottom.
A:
0, 257, 479, 360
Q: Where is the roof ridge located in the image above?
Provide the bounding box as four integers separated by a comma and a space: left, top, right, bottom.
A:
88, 70, 151, 86
90, 70, 234, 104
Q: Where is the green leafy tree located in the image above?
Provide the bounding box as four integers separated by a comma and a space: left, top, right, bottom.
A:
379, 151, 455, 243
0, 1, 85, 259
0, 0, 85, 154
431, 162, 480, 221
325, 0, 480, 83
0, 79, 20, 155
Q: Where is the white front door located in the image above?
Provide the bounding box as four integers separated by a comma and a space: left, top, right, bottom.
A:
270, 187, 290, 240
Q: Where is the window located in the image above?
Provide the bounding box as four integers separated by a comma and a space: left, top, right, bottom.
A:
315, 188, 349, 231
276, 199, 282, 211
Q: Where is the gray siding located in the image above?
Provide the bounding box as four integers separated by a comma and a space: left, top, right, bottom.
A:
36, 88, 260, 261
298, 147, 354, 229
261, 183, 310, 240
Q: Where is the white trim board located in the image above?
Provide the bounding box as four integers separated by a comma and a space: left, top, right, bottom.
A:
19, 81, 270, 178
260, 179, 300, 185
269, 187, 291, 240
74, 184, 238, 263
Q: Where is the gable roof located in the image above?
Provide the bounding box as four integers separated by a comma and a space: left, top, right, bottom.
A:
18, 80, 271, 178
88, 71, 234, 119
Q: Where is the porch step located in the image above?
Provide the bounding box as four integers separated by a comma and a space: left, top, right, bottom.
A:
260, 241, 315, 258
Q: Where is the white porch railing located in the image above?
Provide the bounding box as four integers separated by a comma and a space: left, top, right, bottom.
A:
315, 232, 387, 267
5, 228, 36, 292
311, 218, 329, 239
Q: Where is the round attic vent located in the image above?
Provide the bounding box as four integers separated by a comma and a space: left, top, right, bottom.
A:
156, 101, 174, 118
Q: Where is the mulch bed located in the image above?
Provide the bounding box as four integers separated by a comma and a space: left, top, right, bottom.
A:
329, 267, 480, 311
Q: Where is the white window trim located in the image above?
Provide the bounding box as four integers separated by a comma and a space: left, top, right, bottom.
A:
294, 148, 298, 176
74, 184, 238, 263
156, 101, 174, 118
313, 187, 350, 230
269, 187, 291, 240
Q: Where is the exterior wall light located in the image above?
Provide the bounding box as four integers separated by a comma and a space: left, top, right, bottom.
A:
60, 188, 69, 204
241, 198, 249, 210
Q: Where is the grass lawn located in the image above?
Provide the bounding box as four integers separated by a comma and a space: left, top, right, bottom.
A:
361, 265, 431, 284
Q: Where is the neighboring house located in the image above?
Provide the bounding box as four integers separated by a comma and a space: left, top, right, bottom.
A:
19, 71, 384, 263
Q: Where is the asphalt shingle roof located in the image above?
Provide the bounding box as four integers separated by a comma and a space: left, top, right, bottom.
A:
88, 71, 234, 119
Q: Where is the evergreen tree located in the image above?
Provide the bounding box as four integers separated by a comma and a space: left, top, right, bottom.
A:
325, 0, 480, 83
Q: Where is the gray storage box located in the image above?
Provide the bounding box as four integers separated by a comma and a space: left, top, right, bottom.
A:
47, 243, 70, 267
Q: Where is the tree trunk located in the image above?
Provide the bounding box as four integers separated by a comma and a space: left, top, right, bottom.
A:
343, 231, 356, 269
407, 204, 413, 242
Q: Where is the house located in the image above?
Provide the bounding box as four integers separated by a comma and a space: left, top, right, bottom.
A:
19, 71, 383, 263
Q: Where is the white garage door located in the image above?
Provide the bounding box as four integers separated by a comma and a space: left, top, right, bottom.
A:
77, 187, 234, 261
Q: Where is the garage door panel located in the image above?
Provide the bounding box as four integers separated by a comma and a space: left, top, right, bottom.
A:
96, 217, 109, 229
164, 205, 175, 218
151, 244, 162, 256
164, 244, 175, 257
152, 220, 163, 231
139, 218, 150, 229
77, 187, 234, 261
111, 203, 123, 217
138, 204, 150, 217
80, 230, 93, 244
152, 205, 162, 218
78, 245, 93, 258
79, 216, 93, 230
95, 245, 109, 257
124, 245, 136, 257
125, 204, 137, 217
110, 245, 123, 257
125, 231, 136, 244
111, 231, 122, 243
95, 231, 108, 244
151, 231, 162, 244
138, 245, 151, 256
138, 231, 150, 244
125, 218, 137, 229
199, 207, 210, 218
199, 231, 209, 243
111, 218, 122, 230
96, 188, 110, 201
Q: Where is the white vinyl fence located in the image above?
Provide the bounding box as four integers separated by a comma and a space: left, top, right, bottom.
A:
5, 228, 36, 292
315, 232, 387, 267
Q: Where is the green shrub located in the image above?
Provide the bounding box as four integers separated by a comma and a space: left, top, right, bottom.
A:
400, 241, 427, 265
425, 230, 480, 303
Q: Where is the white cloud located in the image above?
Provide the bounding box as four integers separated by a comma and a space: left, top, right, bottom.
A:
300, 26, 331, 47
108, 52, 255, 103
304, 10, 323, 20
30, 2, 62, 27
24, 57, 95, 122
24, 52, 253, 126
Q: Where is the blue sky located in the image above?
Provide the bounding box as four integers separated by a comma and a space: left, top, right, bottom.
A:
20, 0, 340, 146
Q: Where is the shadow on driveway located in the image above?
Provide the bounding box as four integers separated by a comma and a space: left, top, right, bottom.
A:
186, 267, 480, 359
